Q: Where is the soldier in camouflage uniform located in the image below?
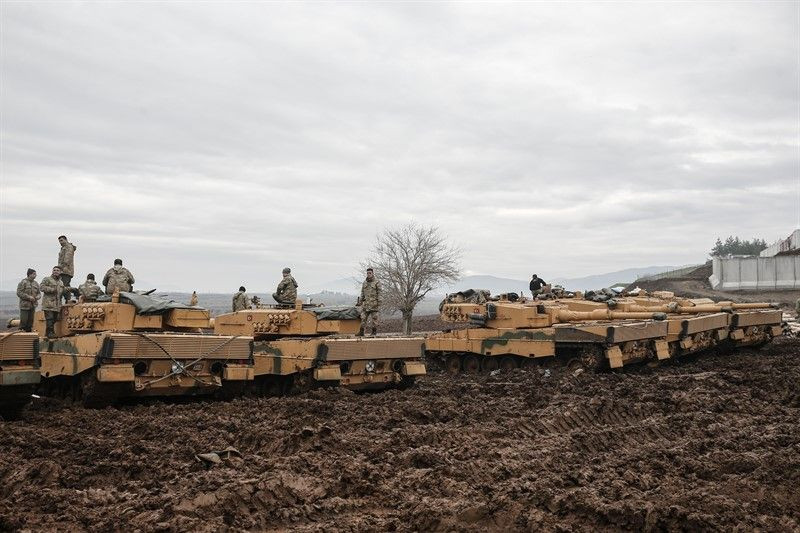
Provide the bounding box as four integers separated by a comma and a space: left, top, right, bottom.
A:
232, 286, 249, 312
357, 268, 380, 336
272, 268, 298, 305
103, 258, 135, 294
40, 266, 64, 337
57, 235, 76, 288
16, 268, 40, 332
78, 273, 103, 302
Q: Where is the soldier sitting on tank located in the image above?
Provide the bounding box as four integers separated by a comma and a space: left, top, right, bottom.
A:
272, 267, 298, 305
529, 274, 547, 298
232, 286, 250, 312
78, 273, 104, 302
103, 258, 135, 294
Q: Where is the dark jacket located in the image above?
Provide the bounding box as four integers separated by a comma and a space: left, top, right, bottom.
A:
529, 277, 546, 291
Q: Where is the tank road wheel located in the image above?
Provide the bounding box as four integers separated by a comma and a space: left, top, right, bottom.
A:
462, 355, 481, 374
445, 354, 462, 375
218, 381, 245, 401
80, 372, 120, 409
499, 356, 518, 371
579, 346, 606, 372
481, 357, 499, 372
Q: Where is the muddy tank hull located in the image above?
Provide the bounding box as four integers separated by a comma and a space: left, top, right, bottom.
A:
250, 336, 426, 393
38, 332, 253, 407
0, 332, 40, 419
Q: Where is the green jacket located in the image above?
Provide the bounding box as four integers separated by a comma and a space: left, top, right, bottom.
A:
79, 280, 103, 301
40, 275, 64, 312
58, 242, 76, 276
232, 291, 249, 312
16, 278, 40, 310
360, 278, 380, 312
275, 275, 297, 303
103, 266, 135, 294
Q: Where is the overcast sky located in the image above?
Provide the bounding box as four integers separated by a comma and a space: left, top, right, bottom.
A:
1, 1, 798, 292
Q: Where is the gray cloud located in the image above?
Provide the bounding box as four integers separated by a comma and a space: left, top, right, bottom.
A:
1, 1, 797, 292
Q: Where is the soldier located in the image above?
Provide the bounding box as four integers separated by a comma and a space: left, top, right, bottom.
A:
232, 286, 249, 312
357, 267, 380, 336
57, 235, 76, 288
16, 268, 40, 332
78, 273, 103, 302
40, 266, 64, 337
796, 297, 800, 319
272, 268, 298, 305
529, 274, 547, 298
103, 258, 135, 294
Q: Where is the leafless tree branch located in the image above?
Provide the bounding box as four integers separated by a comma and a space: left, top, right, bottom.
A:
362, 222, 461, 334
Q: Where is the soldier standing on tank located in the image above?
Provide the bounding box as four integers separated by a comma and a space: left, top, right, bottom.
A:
357, 267, 380, 336
529, 274, 547, 298
40, 266, 64, 337
16, 268, 40, 332
103, 259, 135, 294
233, 286, 250, 311
57, 235, 76, 291
272, 268, 298, 305
78, 273, 103, 301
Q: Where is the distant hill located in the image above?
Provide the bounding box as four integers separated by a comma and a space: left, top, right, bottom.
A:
551, 266, 680, 292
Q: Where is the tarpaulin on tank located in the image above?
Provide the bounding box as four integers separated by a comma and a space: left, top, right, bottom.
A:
95, 292, 199, 315
439, 289, 492, 311
307, 306, 361, 320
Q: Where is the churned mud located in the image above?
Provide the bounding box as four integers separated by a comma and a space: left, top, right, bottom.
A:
1, 338, 799, 532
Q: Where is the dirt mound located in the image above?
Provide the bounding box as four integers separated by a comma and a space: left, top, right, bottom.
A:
1, 339, 799, 531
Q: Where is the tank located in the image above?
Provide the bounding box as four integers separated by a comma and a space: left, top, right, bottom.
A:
34, 290, 253, 407
426, 295, 672, 373
0, 331, 40, 419
622, 292, 783, 351
213, 301, 426, 393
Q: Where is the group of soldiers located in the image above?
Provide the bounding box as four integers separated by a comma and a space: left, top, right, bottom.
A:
15, 235, 136, 336
231, 267, 381, 336
17, 236, 383, 337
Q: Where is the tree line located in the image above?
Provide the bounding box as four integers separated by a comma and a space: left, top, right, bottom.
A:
710, 236, 768, 257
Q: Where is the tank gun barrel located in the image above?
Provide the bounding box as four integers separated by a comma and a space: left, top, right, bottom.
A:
552, 309, 667, 322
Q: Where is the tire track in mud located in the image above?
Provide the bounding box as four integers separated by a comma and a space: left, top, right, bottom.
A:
0, 338, 798, 532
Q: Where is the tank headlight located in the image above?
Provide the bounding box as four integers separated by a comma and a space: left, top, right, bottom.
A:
171, 362, 185, 374
365, 360, 376, 373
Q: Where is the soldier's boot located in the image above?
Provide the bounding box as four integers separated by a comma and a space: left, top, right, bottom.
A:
371, 327, 377, 336
356, 326, 365, 337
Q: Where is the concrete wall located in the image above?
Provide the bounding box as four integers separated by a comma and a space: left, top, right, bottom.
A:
710, 255, 799, 290
761, 229, 800, 257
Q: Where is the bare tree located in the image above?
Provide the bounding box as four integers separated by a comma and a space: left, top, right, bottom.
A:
364, 223, 461, 334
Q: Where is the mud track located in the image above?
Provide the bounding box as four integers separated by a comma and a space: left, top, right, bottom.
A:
1, 339, 799, 531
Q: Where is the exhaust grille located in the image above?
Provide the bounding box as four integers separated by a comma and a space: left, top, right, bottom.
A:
0, 332, 38, 361
105, 333, 251, 360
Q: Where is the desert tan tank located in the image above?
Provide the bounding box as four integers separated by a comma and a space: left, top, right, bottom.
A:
35, 291, 253, 407
563, 291, 783, 356
426, 295, 671, 373
213, 301, 426, 393
0, 331, 40, 419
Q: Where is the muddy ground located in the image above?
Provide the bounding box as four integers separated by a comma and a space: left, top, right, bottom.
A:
1, 338, 799, 532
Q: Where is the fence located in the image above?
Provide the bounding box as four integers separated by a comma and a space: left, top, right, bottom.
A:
709, 256, 800, 290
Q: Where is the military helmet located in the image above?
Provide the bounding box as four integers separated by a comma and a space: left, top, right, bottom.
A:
282, 267, 291, 274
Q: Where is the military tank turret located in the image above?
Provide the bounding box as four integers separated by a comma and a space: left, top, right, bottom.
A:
35, 290, 253, 406
213, 300, 426, 394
